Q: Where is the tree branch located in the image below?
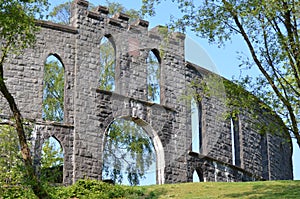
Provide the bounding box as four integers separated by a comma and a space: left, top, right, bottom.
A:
222, 0, 300, 147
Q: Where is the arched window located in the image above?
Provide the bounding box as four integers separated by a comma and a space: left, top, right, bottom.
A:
42, 55, 64, 122
41, 136, 64, 183
99, 36, 115, 91
102, 118, 156, 186
191, 98, 201, 153
147, 50, 160, 103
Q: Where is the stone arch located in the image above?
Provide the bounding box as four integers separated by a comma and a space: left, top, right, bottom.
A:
31, 124, 74, 184
42, 134, 64, 154
147, 49, 161, 103
43, 53, 65, 67
103, 34, 116, 52
101, 115, 165, 185
150, 48, 161, 64
99, 34, 116, 91
42, 54, 65, 122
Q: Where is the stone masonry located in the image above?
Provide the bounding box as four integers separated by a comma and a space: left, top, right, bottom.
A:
0, 0, 293, 185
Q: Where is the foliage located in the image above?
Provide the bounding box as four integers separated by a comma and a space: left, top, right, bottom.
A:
0, 0, 48, 57
106, 1, 141, 22
0, 125, 24, 188
0, 0, 50, 198
41, 138, 63, 169
142, 0, 300, 148
48, 1, 95, 25
49, 179, 147, 199
40, 137, 64, 183
103, 119, 155, 185
42, 57, 64, 122
48, 0, 141, 25
48, 1, 70, 25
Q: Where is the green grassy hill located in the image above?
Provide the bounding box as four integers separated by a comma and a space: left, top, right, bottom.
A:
1, 180, 300, 198
143, 180, 300, 199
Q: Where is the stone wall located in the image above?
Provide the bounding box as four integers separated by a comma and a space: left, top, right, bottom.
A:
0, 0, 293, 185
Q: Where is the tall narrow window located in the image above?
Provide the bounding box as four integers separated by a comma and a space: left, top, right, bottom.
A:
147, 50, 160, 103
260, 134, 269, 179
99, 36, 115, 91
191, 98, 201, 153
231, 117, 240, 166
43, 55, 64, 122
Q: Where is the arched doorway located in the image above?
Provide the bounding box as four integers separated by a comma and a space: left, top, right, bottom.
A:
102, 117, 165, 185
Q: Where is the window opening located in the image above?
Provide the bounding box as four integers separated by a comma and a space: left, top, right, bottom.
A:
191, 98, 201, 153
41, 136, 64, 183
147, 50, 160, 103
231, 117, 240, 166
99, 36, 115, 91
42, 55, 64, 122
102, 118, 156, 186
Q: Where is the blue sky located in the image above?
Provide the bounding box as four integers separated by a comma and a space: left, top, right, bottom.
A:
48, 0, 299, 181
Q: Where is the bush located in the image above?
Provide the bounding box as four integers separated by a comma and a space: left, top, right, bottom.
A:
49, 179, 145, 199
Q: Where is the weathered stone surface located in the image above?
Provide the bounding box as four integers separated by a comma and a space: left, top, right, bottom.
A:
0, 0, 293, 185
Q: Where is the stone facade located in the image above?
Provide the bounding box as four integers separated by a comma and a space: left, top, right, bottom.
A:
0, 0, 293, 185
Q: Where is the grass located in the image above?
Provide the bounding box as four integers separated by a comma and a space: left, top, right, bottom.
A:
142, 180, 300, 199
1, 180, 299, 198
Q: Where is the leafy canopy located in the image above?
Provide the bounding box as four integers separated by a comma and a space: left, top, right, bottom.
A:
0, 0, 48, 59
142, 0, 300, 148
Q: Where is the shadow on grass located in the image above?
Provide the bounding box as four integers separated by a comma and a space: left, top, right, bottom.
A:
224, 181, 300, 199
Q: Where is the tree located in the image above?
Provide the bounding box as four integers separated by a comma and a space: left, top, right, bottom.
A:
48, 0, 141, 25
142, 0, 300, 149
106, 1, 141, 22
0, 0, 50, 198
48, 1, 71, 25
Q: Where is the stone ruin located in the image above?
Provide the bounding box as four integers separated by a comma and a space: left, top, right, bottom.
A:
0, 0, 293, 185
